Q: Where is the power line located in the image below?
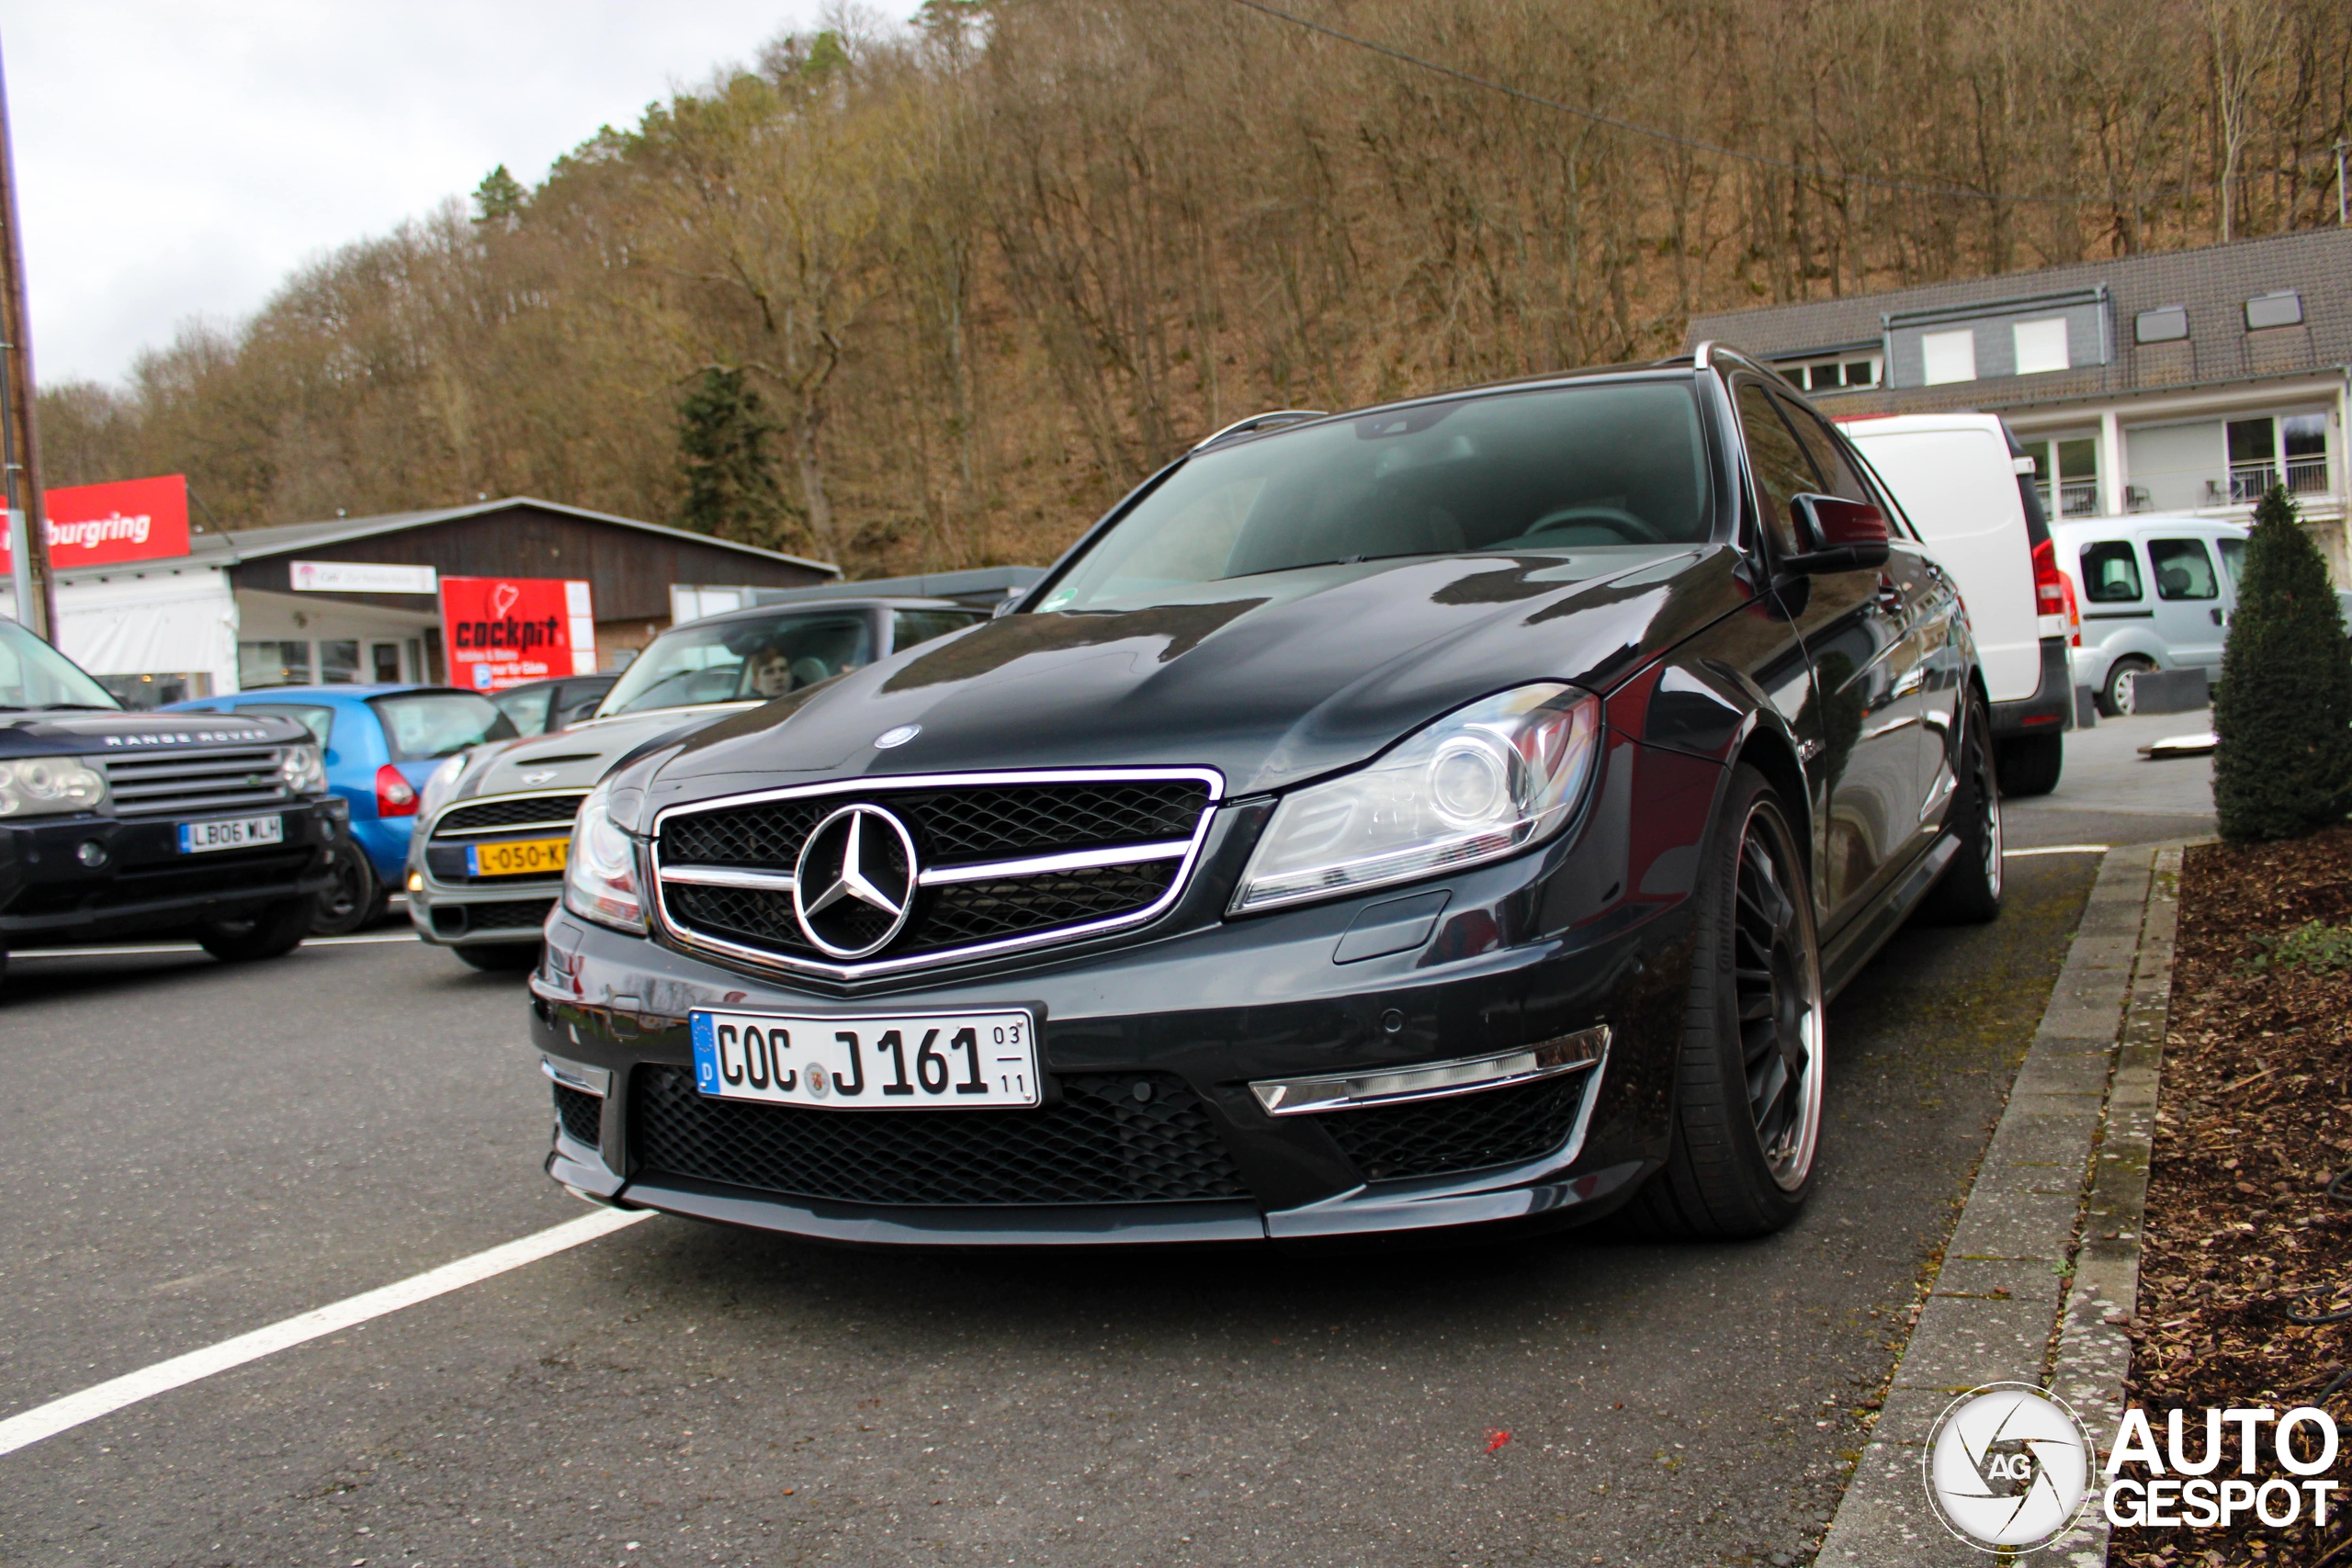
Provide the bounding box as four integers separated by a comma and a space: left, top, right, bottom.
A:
1227, 0, 2259, 209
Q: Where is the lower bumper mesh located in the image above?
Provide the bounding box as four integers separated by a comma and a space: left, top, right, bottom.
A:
553, 1084, 603, 1147
629, 1064, 1250, 1206
1317, 1070, 1592, 1181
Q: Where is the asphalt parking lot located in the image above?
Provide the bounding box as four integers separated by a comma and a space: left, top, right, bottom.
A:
0, 829, 2132, 1568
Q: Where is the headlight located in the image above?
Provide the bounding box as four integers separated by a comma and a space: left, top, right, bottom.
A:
0, 756, 109, 818
418, 753, 468, 820
1232, 682, 1602, 913
563, 779, 645, 931
278, 744, 326, 796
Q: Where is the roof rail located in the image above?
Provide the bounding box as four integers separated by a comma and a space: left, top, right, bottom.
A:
1191, 410, 1329, 451
1691, 341, 1715, 370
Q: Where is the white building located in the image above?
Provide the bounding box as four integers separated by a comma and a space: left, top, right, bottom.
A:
1686, 228, 2351, 576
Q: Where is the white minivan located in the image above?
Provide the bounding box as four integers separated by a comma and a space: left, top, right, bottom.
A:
1839, 412, 2075, 795
2049, 514, 2248, 716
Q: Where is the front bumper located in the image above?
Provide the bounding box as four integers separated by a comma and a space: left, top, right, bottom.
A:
530, 739, 1724, 1246
407, 871, 560, 948
1989, 635, 2075, 741
0, 797, 344, 945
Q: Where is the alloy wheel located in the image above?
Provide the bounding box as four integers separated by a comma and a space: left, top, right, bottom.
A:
1731, 803, 1824, 1190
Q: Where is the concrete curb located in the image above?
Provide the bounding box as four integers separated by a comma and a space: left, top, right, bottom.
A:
1815, 843, 2179, 1565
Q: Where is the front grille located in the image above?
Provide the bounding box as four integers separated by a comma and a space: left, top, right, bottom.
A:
1318, 1071, 1592, 1182
434, 897, 553, 936
630, 1064, 1249, 1206
553, 1085, 603, 1147
103, 747, 293, 818
434, 794, 587, 836
656, 775, 1213, 969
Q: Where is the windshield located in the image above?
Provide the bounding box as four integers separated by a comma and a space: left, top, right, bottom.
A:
598, 611, 873, 716
368, 692, 517, 761
0, 618, 122, 710
1037, 379, 1714, 613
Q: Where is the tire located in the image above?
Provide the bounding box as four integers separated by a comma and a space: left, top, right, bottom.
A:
198, 897, 315, 963
1995, 732, 2064, 798
1918, 694, 2005, 925
309, 842, 382, 936
456, 942, 541, 973
1627, 764, 1826, 1239
2098, 655, 2154, 718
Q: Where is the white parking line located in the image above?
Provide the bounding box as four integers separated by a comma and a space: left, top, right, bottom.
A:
2002, 844, 2112, 857
17, 931, 424, 959
0, 1206, 650, 1459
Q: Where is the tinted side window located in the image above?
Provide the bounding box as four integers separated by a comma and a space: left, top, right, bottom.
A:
1777, 399, 1872, 505
2149, 538, 2219, 601
2079, 541, 2143, 603
1734, 379, 1821, 557
891, 610, 984, 651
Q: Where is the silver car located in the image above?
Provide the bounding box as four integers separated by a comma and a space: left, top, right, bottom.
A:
406, 597, 989, 969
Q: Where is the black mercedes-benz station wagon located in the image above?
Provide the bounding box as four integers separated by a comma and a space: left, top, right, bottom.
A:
530, 344, 2004, 1246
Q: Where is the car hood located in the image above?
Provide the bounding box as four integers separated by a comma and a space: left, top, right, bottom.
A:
637, 545, 1749, 816
453, 704, 761, 801
0, 708, 308, 757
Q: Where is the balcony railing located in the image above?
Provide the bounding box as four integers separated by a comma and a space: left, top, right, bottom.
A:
2057, 479, 2099, 516
2231, 456, 2335, 502
2288, 455, 2331, 496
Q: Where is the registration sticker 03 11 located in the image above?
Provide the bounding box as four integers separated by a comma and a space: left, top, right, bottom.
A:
688, 1009, 1040, 1110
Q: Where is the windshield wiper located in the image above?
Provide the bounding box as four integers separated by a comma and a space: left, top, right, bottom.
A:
39, 704, 117, 711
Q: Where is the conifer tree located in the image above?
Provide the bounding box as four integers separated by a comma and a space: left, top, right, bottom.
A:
676, 367, 788, 545
2212, 486, 2352, 840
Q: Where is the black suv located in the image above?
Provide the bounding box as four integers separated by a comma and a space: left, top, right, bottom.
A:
0, 618, 342, 976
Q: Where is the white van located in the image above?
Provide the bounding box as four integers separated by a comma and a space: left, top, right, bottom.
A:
2049, 515, 2248, 715
1838, 412, 2075, 795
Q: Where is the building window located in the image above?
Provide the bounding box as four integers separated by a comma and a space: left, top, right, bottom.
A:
2025, 437, 2100, 517
2135, 306, 2189, 344
238, 640, 311, 690
1921, 329, 1976, 386
318, 639, 361, 683
2013, 319, 2071, 375
2284, 413, 2329, 497
2245, 291, 2304, 331
1776, 356, 1881, 394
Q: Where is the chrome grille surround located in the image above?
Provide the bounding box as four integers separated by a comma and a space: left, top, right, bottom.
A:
649, 768, 1225, 980
101, 746, 296, 818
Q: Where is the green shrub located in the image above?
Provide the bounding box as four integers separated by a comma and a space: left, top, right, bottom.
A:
2238, 920, 2352, 974
2212, 486, 2352, 840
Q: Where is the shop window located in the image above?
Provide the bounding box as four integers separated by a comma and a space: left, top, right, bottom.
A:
2079, 541, 2143, 603
371, 642, 401, 683
238, 640, 311, 689
319, 639, 361, 683
1921, 329, 1976, 386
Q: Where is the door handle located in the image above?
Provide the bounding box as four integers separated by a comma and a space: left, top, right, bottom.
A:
2211, 608, 2224, 626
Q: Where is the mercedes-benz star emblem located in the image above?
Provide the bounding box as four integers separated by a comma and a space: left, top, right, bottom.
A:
791, 804, 920, 959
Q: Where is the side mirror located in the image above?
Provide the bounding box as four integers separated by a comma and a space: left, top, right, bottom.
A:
1783, 493, 1891, 573
991, 588, 1023, 619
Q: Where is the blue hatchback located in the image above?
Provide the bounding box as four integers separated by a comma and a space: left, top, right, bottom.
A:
162, 685, 519, 931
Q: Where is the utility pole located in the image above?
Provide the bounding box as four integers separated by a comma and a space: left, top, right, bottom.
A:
0, 31, 53, 641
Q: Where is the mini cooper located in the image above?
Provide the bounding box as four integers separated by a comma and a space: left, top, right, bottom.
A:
531, 345, 2003, 1245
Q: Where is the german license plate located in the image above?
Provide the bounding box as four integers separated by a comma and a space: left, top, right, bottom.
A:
467, 837, 569, 877
689, 1008, 1040, 1109
178, 815, 284, 854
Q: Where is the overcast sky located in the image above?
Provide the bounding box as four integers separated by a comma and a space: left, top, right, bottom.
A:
0, 3, 825, 388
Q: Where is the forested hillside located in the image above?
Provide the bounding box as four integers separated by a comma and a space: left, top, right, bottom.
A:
38, 0, 2352, 576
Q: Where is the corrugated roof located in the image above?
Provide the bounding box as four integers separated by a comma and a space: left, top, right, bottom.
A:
52, 495, 842, 584
1684, 228, 2352, 415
